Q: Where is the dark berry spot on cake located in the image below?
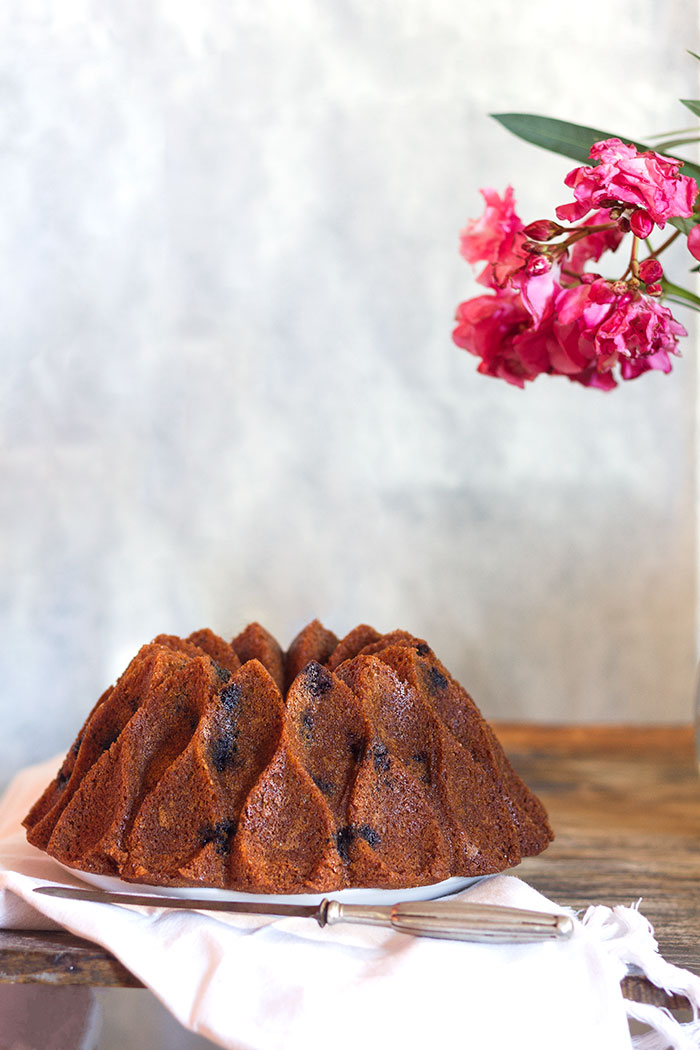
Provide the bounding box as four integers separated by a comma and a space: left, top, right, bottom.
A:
210, 731, 239, 772
200, 824, 216, 846
200, 819, 237, 856
305, 662, 332, 697
56, 769, 69, 788
335, 824, 380, 861
300, 709, 315, 743
212, 661, 231, 683
347, 734, 366, 762
71, 732, 84, 758
311, 775, 335, 797
356, 824, 380, 849
219, 682, 242, 711
415, 643, 431, 656
427, 666, 448, 692
335, 826, 355, 862
372, 741, 391, 773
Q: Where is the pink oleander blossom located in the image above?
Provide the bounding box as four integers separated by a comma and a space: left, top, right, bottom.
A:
555, 138, 698, 228
459, 187, 528, 287
454, 176, 688, 389
511, 264, 560, 325
453, 274, 685, 389
452, 289, 549, 387
553, 278, 685, 379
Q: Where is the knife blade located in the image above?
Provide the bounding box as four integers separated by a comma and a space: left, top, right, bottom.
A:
34, 885, 574, 943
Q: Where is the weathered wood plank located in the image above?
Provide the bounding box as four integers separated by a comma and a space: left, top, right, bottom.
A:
620, 975, 690, 1011
0, 929, 142, 987
495, 723, 700, 1003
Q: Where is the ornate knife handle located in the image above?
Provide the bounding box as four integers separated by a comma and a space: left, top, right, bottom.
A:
321, 899, 574, 943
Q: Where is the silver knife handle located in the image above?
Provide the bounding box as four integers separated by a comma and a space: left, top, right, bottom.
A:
322, 899, 574, 942
390, 900, 574, 942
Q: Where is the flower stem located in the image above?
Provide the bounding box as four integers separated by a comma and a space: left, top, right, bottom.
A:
621, 236, 640, 280
562, 222, 618, 245
647, 228, 682, 258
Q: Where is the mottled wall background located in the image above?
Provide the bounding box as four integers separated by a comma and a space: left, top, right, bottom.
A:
2, 0, 698, 799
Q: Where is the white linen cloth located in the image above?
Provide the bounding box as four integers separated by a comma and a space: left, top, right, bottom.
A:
2, 758, 699, 1050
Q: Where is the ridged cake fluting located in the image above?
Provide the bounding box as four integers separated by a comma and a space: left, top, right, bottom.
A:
24, 621, 553, 892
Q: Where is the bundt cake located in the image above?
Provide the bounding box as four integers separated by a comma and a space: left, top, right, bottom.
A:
24, 621, 553, 893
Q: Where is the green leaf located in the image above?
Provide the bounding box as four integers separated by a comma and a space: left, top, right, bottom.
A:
664, 296, 700, 313
491, 113, 700, 204
647, 126, 699, 139
680, 100, 700, 119
651, 136, 700, 151
491, 114, 636, 164
669, 216, 695, 236
661, 278, 700, 312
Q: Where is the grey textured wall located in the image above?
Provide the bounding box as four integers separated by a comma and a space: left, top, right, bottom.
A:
2, 0, 699, 798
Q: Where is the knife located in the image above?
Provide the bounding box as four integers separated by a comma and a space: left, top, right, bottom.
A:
34, 885, 574, 943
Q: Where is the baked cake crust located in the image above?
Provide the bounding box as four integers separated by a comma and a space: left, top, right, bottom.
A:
24, 621, 553, 892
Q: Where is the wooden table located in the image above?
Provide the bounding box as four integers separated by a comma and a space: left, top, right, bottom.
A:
1, 725, 698, 1007
499, 724, 700, 1009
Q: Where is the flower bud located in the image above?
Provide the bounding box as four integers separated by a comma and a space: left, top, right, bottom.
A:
645, 282, 663, 297
629, 209, 654, 238
523, 219, 565, 242
525, 254, 552, 276
638, 258, 663, 284
610, 280, 630, 297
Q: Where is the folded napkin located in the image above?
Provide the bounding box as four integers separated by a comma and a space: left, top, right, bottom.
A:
2, 758, 699, 1050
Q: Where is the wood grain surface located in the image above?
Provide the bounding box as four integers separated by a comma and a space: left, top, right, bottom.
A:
495, 723, 700, 1008
0, 929, 142, 987
1, 724, 698, 1007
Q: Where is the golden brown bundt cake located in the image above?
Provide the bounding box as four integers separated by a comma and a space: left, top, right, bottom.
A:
24, 620, 553, 892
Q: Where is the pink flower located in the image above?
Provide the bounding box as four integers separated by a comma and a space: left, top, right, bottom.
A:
553, 278, 685, 380
453, 177, 688, 389
511, 264, 560, 325
452, 271, 685, 389
452, 289, 550, 387
459, 187, 528, 287
555, 138, 698, 228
